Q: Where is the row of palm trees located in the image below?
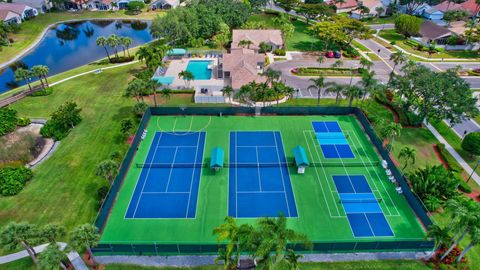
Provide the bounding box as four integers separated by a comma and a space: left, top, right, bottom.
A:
96, 34, 133, 62
0, 222, 99, 269
14, 65, 49, 91
136, 40, 172, 70
125, 76, 171, 107
213, 215, 310, 270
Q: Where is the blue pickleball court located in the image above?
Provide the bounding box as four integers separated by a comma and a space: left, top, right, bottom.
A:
228, 131, 298, 218
312, 121, 355, 159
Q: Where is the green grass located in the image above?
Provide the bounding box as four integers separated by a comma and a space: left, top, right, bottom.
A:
362, 16, 396, 25
103, 260, 430, 270
0, 10, 163, 65
351, 40, 369, 52
247, 14, 320, 51
378, 30, 480, 60
0, 257, 37, 270
292, 67, 362, 77
101, 113, 426, 247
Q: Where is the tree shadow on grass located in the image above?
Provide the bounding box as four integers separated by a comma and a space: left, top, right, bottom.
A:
112, 106, 134, 122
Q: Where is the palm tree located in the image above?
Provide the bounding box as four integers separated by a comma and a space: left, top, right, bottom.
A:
39, 243, 68, 270
324, 83, 345, 105
122, 37, 133, 57
96, 36, 111, 62
284, 249, 303, 270
427, 224, 450, 252
380, 122, 402, 152
359, 70, 377, 105
456, 225, 480, 263
95, 160, 118, 185
119, 36, 128, 57
238, 39, 253, 49
317, 55, 325, 66
309, 76, 332, 106
0, 222, 40, 265
359, 57, 373, 71
178, 70, 194, 89
263, 68, 282, 85
37, 65, 50, 87
147, 79, 161, 107
398, 146, 416, 171
221, 86, 234, 102
31, 65, 46, 89
14, 68, 33, 91
125, 79, 146, 103
331, 59, 344, 69
213, 217, 241, 268
342, 85, 363, 107
272, 82, 285, 106
106, 34, 120, 59
389, 51, 407, 83
136, 46, 151, 65
160, 88, 171, 103
40, 224, 65, 244
69, 224, 100, 270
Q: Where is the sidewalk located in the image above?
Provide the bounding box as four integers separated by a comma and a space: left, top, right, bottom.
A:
0, 242, 88, 270
425, 122, 480, 186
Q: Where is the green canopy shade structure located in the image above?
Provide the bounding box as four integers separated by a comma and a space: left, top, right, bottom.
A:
293, 146, 309, 174
210, 147, 224, 171
167, 48, 187, 56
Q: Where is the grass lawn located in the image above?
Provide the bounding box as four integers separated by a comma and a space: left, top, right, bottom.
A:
361, 16, 396, 25
102, 260, 430, 270
378, 30, 480, 60
0, 10, 163, 64
247, 13, 320, 51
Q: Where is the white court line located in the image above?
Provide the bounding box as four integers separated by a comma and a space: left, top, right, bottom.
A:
303, 130, 341, 217
235, 132, 238, 216
274, 132, 292, 217
142, 191, 190, 194
185, 132, 203, 218
172, 118, 178, 131
131, 132, 164, 218
363, 213, 376, 237
236, 145, 277, 148
164, 147, 179, 192
347, 130, 400, 216
237, 191, 286, 194
255, 146, 263, 192
156, 146, 197, 148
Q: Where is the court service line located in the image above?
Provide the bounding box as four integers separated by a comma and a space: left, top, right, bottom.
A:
132, 132, 164, 218
255, 146, 263, 192
347, 130, 400, 216
164, 147, 179, 192
235, 132, 239, 216
172, 118, 178, 131
363, 213, 376, 237
303, 131, 340, 217
185, 132, 204, 218
274, 132, 292, 217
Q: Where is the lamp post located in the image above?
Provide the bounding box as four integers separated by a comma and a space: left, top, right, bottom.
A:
466, 158, 480, 183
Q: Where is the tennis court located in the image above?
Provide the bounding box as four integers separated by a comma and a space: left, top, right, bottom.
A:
228, 131, 297, 218
99, 114, 427, 250
333, 175, 394, 237
312, 121, 355, 158
125, 131, 206, 219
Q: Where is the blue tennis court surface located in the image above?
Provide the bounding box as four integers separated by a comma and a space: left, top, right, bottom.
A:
228, 131, 297, 218
125, 132, 206, 219
312, 121, 355, 159
332, 175, 394, 237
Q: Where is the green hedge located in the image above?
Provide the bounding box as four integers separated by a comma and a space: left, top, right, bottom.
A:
457, 179, 472, 194
292, 67, 365, 77
17, 117, 31, 127
30, 87, 53, 97
110, 56, 135, 64
0, 167, 33, 196
0, 107, 18, 136
436, 143, 463, 172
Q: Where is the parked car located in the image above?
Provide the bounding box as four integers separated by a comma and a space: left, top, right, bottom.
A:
333, 51, 341, 58
325, 51, 334, 58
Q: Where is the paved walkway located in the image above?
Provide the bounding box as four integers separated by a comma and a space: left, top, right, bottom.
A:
0, 242, 88, 270
425, 122, 480, 185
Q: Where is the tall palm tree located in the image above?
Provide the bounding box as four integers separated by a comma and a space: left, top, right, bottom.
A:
342, 85, 363, 107
380, 122, 402, 152
14, 68, 33, 91
37, 65, 50, 87
456, 225, 480, 263
221, 86, 234, 102
148, 79, 161, 107
123, 37, 133, 57
125, 79, 146, 103
389, 51, 407, 83
69, 224, 100, 270
106, 34, 120, 59
213, 217, 241, 268
309, 76, 333, 106
238, 39, 253, 49
325, 83, 345, 105
398, 146, 416, 171
263, 68, 282, 85
272, 82, 285, 106
284, 249, 303, 270
160, 88, 171, 103
95, 159, 118, 185
359, 57, 373, 71
331, 59, 344, 69
96, 36, 111, 62
31, 65, 45, 89
136, 46, 151, 65
178, 70, 194, 89
427, 224, 451, 252
359, 70, 377, 105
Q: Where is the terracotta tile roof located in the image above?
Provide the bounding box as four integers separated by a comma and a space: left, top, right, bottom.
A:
358, 0, 382, 9
222, 48, 266, 89
232, 29, 283, 50
333, 0, 357, 9
459, 0, 480, 15
0, 3, 28, 14
433, 1, 464, 13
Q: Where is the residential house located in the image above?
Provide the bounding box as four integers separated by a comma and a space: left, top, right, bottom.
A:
433, 1, 465, 13
221, 48, 266, 89
422, 8, 444, 21
231, 29, 283, 52
351, 0, 386, 19
115, 0, 144, 9
458, 0, 480, 16
417, 20, 453, 45
328, 0, 358, 13
12, 0, 51, 13
63, 0, 89, 10
0, 3, 37, 20
87, 0, 114, 10
150, 0, 179, 10
0, 9, 21, 25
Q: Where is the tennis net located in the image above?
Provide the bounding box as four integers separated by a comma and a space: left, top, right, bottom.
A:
136, 161, 380, 169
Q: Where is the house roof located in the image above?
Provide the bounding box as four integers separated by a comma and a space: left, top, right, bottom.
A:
12, 0, 47, 9
232, 29, 283, 50
358, 0, 383, 10
0, 9, 20, 21
459, 0, 479, 15
424, 7, 443, 15
0, 3, 29, 14
333, 0, 357, 9
222, 48, 266, 89
448, 21, 467, 35
420, 20, 452, 40
433, 1, 465, 13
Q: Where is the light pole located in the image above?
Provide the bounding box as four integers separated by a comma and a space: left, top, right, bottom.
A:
466, 158, 480, 183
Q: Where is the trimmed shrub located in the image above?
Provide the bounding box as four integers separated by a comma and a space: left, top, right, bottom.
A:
17, 117, 31, 127
132, 102, 149, 117
458, 180, 472, 194
342, 47, 360, 58
127, 1, 145, 11
40, 101, 82, 141
0, 167, 33, 196
273, 49, 286, 56
436, 143, 463, 172
109, 56, 135, 63
461, 132, 480, 156
0, 107, 18, 136
30, 87, 53, 97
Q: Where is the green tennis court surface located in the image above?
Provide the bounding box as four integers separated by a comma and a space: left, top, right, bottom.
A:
100, 115, 426, 245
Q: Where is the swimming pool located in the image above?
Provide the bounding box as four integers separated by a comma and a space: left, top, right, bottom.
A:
186, 60, 213, 80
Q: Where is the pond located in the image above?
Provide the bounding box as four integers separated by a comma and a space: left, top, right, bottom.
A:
0, 19, 153, 94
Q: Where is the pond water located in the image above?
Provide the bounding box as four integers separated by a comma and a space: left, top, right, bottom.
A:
0, 19, 153, 94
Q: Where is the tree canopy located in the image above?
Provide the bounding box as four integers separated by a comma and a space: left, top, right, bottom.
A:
461, 132, 480, 156
394, 14, 422, 38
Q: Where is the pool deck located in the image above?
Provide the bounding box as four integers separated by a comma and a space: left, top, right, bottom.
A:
165, 58, 225, 90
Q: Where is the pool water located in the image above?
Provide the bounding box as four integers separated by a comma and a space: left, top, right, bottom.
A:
186, 60, 212, 80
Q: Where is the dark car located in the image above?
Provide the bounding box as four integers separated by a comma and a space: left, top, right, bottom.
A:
333, 51, 342, 58
325, 51, 334, 58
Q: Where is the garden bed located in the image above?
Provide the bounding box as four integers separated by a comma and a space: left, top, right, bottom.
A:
291, 67, 364, 77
